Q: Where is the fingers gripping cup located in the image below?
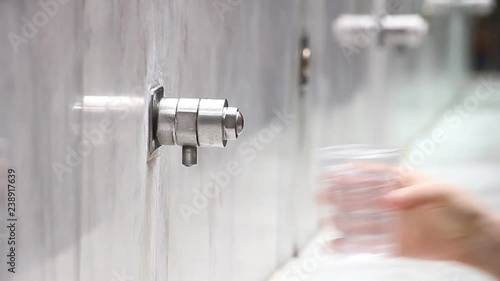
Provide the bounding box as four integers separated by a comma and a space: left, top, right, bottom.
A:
318, 145, 402, 256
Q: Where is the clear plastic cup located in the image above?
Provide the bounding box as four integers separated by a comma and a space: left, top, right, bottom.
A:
317, 144, 402, 256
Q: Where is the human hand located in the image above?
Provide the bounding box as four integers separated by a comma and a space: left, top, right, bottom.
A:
319, 164, 500, 277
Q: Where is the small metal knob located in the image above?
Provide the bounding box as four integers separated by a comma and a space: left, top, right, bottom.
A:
223, 107, 244, 140
152, 93, 244, 167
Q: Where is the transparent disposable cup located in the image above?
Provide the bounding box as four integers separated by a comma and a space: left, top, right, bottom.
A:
317, 144, 402, 256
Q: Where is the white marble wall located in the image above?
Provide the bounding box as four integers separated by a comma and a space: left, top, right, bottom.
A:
0, 0, 477, 281
0, 0, 319, 281
0, 0, 83, 280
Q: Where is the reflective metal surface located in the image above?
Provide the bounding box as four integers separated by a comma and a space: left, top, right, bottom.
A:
333, 14, 429, 48
155, 96, 244, 166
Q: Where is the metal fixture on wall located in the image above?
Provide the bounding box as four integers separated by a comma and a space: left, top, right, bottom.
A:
299, 34, 311, 95
150, 87, 244, 167
422, 0, 496, 16
332, 14, 429, 48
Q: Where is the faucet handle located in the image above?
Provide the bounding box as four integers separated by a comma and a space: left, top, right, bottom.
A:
153, 92, 245, 167
333, 14, 429, 48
